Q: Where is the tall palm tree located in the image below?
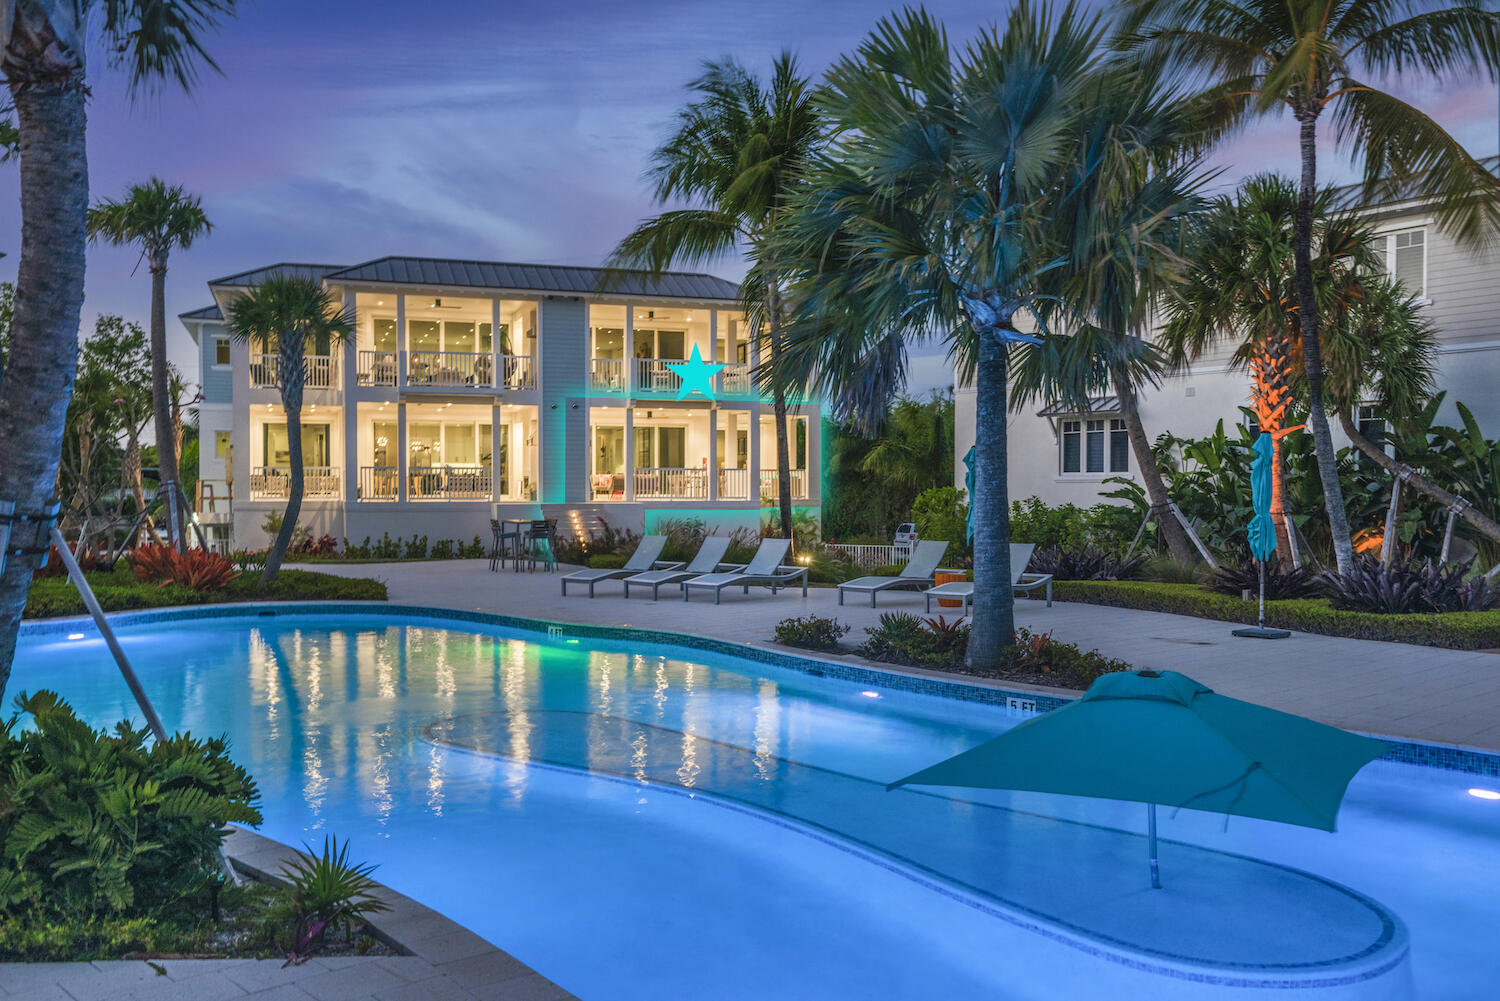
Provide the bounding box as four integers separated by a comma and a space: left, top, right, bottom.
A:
0, 1, 237, 690
88, 179, 212, 550
606, 52, 822, 544
227, 276, 352, 585
779, 3, 1109, 668
858, 395, 955, 493
1122, 0, 1500, 576
1010, 59, 1214, 565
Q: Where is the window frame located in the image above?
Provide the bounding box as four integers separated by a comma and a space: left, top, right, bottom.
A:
1058, 413, 1129, 478
212, 336, 231, 368
1380, 225, 1429, 303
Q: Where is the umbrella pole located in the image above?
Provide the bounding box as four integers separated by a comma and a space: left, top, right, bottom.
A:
1147, 803, 1161, 889
1258, 559, 1266, 630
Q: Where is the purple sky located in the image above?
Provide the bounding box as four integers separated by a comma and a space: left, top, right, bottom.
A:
3, 0, 1496, 399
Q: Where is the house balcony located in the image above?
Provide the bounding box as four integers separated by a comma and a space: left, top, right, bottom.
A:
249, 465, 340, 500
719, 363, 754, 397
634, 467, 709, 500
353, 351, 536, 392
718, 466, 752, 501
590, 358, 627, 392
634, 359, 682, 395
760, 468, 810, 501
500, 355, 536, 390
250, 354, 338, 390
408, 465, 493, 500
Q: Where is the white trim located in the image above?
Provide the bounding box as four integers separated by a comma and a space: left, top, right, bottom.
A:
1437, 338, 1500, 355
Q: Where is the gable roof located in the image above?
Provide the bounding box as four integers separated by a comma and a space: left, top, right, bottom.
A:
322, 256, 741, 301
209, 263, 349, 287
179, 303, 223, 321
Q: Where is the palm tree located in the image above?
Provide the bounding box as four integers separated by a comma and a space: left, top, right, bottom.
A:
227, 276, 352, 585
0, 2, 236, 689
606, 52, 822, 544
779, 4, 1109, 668
1010, 59, 1213, 565
858, 395, 955, 493
1122, 0, 1500, 576
88, 179, 212, 550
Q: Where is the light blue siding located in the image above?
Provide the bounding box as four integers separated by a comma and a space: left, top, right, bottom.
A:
538, 297, 588, 503
198, 322, 233, 403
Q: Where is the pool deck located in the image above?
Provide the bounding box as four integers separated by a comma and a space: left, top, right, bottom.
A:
315, 559, 1500, 753
0, 829, 578, 1001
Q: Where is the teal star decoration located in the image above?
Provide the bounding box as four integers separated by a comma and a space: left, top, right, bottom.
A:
666, 344, 725, 400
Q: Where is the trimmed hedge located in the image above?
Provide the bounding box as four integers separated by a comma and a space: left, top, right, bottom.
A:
1051, 580, 1500, 650
25, 566, 387, 620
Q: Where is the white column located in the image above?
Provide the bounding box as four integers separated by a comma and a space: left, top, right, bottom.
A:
623, 305, 635, 396
395, 294, 408, 388
725, 410, 739, 468
708, 310, 719, 396
342, 290, 358, 506
624, 406, 635, 502
726, 315, 739, 365
490, 403, 503, 503
491, 297, 503, 390
749, 405, 762, 504
708, 408, 719, 502
396, 401, 408, 503
805, 409, 820, 503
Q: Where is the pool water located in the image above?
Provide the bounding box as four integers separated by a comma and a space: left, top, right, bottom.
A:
9, 613, 1498, 1000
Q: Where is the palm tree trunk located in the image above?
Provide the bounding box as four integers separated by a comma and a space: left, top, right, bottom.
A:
0, 83, 89, 690
768, 282, 795, 544
1294, 112, 1355, 576
1337, 410, 1500, 554
125, 432, 163, 546
1114, 376, 1194, 564
965, 330, 1015, 670
148, 259, 184, 550
1269, 431, 1293, 567
263, 394, 302, 586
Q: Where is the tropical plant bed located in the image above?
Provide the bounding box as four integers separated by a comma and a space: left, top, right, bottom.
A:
1050, 581, 1500, 650
24, 564, 387, 620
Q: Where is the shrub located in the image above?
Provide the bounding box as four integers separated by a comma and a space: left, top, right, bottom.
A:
588, 553, 627, 570
25, 566, 387, 619
912, 487, 968, 554
32, 541, 104, 579
855, 615, 1128, 687
1010, 496, 1139, 552
872, 564, 905, 577
805, 547, 859, 584
858, 612, 964, 668
1319, 556, 1500, 614
1030, 545, 1144, 581
1138, 554, 1205, 584
554, 517, 642, 565
0, 691, 261, 920
1208, 560, 1320, 600
128, 546, 239, 591
279, 836, 389, 962
401, 534, 429, 560
774, 615, 850, 652
430, 539, 455, 560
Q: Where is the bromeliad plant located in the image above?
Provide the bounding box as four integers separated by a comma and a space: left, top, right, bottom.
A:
128, 545, 240, 590
1320, 557, 1500, 615
278, 836, 389, 965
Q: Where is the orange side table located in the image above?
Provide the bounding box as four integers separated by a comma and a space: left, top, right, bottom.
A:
933, 570, 966, 608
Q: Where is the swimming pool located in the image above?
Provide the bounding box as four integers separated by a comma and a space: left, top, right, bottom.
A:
10, 608, 1498, 999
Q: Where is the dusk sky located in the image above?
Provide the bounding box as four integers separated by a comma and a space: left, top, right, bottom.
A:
4, 0, 1497, 399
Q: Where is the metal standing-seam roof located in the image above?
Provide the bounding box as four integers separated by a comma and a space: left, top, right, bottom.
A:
1036, 395, 1121, 418
178, 303, 223, 321
322, 256, 742, 301
208, 263, 350, 287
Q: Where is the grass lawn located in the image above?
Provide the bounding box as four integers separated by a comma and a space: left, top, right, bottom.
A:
25, 563, 387, 620
1051, 580, 1500, 650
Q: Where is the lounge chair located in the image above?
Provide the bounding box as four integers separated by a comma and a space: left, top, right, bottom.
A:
560, 536, 677, 597
836, 540, 950, 607
682, 538, 807, 604
623, 536, 733, 600
922, 543, 1054, 612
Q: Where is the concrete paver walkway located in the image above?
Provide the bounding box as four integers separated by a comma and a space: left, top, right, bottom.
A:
318, 559, 1500, 752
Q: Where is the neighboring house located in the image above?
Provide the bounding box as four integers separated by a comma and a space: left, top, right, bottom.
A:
954, 184, 1500, 509
181, 258, 821, 551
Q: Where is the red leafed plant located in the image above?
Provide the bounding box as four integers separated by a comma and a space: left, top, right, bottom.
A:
32, 541, 105, 579
128, 545, 240, 591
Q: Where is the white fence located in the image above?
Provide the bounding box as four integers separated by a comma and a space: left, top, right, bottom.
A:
824, 543, 907, 570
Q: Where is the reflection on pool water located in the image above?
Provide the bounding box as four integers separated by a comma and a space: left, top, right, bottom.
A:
10, 612, 1498, 1000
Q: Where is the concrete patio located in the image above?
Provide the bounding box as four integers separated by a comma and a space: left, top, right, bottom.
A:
316, 558, 1500, 752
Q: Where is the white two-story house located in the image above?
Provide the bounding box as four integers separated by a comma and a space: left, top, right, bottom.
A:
182, 258, 821, 551
954, 179, 1500, 508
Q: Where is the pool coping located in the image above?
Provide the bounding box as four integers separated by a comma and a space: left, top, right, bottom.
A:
21, 599, 1500, 778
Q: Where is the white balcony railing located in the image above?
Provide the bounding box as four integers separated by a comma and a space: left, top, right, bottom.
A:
358, 465, 398, 500
717, 466, 751, 500
249, 354, 337, 390
635, 358, 682, 394
501, 354, 536, 390
720, 363, 753, 396
249, 465, 340, 500
407, 351, 493, 388
357, 350, 398, 386
759, 468, 809, 501
590, 357, 627, 392
408, 465, 492, 500
634, 467, 709, 499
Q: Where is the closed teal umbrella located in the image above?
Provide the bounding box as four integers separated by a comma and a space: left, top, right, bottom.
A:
963, 446, 976, 546
1235, 432, 1290, 638
888, 670, 1387, 888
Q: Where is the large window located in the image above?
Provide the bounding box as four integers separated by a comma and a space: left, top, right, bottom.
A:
262, 423, 330, 467
1384, 228, 1426, 298
406, 420, 491, 467
1060, 417, 1128, 475
408, 319, 492, 353
633, 329, 687, 360
635, 426, 686, 467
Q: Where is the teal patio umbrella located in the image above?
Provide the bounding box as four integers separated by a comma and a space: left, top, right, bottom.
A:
1234, 431, 1289, 639
888, 670, 1387, 888
963, 446, 976, 546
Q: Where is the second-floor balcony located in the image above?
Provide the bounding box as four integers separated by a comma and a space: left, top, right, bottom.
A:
250, 354, 338, 390
590, 357, 627, 392
635, 359, 682, 395
720, 363, 753, 396
353, 351, 536, 391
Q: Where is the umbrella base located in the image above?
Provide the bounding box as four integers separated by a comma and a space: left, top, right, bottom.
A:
1232, 626, 1292, 640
